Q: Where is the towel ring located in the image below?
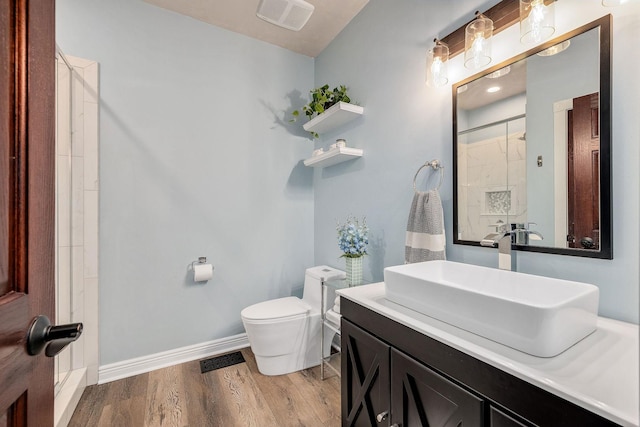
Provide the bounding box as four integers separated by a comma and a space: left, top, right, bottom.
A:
413, 159, 444, 193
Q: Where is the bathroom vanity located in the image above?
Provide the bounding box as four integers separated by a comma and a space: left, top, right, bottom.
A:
338, 283, 639, 427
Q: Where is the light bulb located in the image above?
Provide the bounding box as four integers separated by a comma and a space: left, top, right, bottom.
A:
464, 13, 493, 69
431, 57, 443, 77
529, 0, 546, 42
471, 36, 485, 68
427, 40, 449, 87
472, 36, 484, 54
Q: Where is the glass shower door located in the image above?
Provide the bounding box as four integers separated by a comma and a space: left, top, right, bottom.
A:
53, 47, 99, 426
54, 48, 74, 395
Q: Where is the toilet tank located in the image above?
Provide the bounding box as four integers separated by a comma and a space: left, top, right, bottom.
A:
302, 266, 346, 311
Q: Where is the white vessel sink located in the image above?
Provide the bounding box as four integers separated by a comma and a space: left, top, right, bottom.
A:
384, 260, 599, 357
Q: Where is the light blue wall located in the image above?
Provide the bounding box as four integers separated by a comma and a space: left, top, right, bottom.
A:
314, 0, 639, 323
526, 28, 599, 247
57, 0, 315, 364
313, 0, 502, 282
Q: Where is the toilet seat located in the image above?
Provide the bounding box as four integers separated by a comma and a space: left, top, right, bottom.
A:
241, 296, 311, 323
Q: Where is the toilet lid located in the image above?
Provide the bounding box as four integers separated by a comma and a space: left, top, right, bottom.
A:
241, 297, 311, 321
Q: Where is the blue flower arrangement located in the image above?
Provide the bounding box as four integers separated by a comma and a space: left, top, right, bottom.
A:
337, 216, 369, 258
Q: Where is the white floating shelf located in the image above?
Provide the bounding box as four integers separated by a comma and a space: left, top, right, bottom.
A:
303, 102, 364, 135
303, 146, 364, 168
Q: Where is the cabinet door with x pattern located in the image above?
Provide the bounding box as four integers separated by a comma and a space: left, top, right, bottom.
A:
391, 349, 483, 427
342, 319, 391, 427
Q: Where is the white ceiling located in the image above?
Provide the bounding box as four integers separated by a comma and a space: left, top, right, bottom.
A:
143, 0, 370, 58
457, 59, 527, 111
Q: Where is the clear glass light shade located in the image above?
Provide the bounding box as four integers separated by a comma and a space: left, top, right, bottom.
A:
520, 0, 555, 44
537, 40, 570, 56
601, 0, 632, 5
426, 43, 449, 87
464, 15, 493, 69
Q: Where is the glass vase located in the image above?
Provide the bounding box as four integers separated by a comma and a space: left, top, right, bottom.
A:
345, 256, 363, 287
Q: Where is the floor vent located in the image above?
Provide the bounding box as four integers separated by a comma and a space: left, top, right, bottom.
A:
200, 351, 246, 373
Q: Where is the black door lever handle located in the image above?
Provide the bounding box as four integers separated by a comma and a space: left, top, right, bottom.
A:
27, 315, 83, 357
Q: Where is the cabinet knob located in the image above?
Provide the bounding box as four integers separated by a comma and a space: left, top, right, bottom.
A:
376, 411, 389, 422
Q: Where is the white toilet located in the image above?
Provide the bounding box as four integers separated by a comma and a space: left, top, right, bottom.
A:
241, 265, 345, 376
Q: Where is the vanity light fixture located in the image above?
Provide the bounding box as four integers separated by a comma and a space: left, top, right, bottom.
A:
426, 39, 449, 87
520, 0, 556, 44
464, 12, 493, 70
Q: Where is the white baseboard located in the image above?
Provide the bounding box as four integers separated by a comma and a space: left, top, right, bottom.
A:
98, 333, 249, 384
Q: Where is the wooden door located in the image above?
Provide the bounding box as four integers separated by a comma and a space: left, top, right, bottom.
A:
567, 93, 600, 250
0, 0, 56, 425
391, 349, 483, 427
342, 319, 391, 427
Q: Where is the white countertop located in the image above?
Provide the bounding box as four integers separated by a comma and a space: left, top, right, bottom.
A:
338, 282, 640, 427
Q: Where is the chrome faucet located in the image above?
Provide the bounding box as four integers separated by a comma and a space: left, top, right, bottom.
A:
481, 225, 544, 271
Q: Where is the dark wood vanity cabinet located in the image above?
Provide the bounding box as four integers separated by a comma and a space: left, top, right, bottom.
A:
342, 318, 390, 426
341, 298, 619, 427
391, 347, 483, 426
343, 319, 489, 427
489, 407, 529, 427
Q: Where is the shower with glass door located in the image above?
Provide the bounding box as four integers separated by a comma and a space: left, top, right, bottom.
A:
54, 46, 100, 427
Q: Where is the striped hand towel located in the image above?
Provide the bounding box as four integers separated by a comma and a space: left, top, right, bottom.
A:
405, 189, 446, 263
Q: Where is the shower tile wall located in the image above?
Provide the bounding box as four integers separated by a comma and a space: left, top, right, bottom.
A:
458, 133, 527, 241
54, 54, 100, 427
68, 55, 100, 385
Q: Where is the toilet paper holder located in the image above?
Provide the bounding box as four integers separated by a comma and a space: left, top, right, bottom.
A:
190, 256, 214, 282
191, 256, 212, 270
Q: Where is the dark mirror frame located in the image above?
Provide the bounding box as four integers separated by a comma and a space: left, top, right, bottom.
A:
452, 15, 612, 259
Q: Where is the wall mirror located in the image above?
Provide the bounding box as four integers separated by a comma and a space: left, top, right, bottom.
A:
453, 15, 612, 259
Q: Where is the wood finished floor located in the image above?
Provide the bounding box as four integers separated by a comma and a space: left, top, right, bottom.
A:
68, 348, 341, 427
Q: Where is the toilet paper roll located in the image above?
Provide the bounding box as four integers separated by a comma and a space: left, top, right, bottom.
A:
193, 263, 213, 282
333, 296, 341, 314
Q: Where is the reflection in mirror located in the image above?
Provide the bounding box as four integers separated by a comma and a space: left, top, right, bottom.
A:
457, 115, 527, 241
453, 16, 611, 259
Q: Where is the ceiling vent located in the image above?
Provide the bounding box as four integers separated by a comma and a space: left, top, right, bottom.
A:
256, 0, 315, 31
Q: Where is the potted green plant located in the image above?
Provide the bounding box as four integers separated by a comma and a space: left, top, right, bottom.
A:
292, 84, 354, 138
